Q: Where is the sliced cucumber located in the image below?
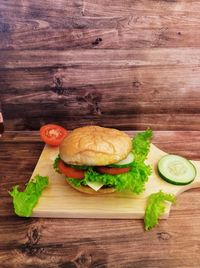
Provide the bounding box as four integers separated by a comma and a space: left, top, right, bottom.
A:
109, 152, 134, 167
158, 154, 196, 185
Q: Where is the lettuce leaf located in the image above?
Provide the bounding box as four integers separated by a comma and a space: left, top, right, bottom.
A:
9, 175, 49, 217
132, 128, 152, 162
53, 155, 61, 174
69, 161, 151, 194
144, 191, 176, 230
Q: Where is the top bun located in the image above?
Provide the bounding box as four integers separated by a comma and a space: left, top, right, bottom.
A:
59, 125, 132, 166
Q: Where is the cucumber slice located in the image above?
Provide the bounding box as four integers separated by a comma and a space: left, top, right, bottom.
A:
109, 152, 134, 167
158, 154, 196, 185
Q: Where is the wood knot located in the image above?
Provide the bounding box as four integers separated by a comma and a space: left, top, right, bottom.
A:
74, 248, 108, 267
27, 226, 41, 244
92, 37, 102, 46
75, 252, 92, 266
76, 92, 102, 115
53, 77, 75, 96
132, 80, 141, 88
53, 77, 64, 95
19, 243, 43, 256
157, 232, 171, 241
0, 22, 10, 33
18, 225, 42, 256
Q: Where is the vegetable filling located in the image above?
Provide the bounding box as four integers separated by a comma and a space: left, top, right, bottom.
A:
54, 129, 153, 194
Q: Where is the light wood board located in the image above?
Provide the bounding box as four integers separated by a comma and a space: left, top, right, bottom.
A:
31, 144, 200, 219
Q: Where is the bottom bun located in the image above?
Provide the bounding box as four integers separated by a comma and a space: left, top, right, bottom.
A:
66, 180, 116, 194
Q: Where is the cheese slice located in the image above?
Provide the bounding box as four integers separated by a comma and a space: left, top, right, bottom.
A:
86, 181, 104, 191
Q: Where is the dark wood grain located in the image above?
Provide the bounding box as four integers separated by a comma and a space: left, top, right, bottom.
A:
83, 0, 200, 16
1, 1, 200, 49
0, 131, 200, 267
1, 49, 200, 131
1, 0, 200, 266
1, 59, 200, 130
2, 49, 200, 69
1, 1, 200, 131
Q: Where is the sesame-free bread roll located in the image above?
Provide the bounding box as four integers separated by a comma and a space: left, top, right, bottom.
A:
59, 125, 132, 166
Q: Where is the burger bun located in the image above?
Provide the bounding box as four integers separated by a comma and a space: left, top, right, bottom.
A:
59, 125, 132, 166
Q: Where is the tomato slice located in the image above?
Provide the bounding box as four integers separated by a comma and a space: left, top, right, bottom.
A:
58, 160, 85, 179
96, 166, 130, 175
40, 124, 68, 146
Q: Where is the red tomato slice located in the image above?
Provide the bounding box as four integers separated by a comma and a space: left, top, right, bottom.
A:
96, 166, 130, 175
58, 160, 85, 179
40, 124, 68, 146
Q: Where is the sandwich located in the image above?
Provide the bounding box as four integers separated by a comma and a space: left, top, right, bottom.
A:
53, 125, 152, 194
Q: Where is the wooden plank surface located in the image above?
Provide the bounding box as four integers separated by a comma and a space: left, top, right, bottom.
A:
1, 50, 200, 131
1, 1, 200, 49
0, 131, 200, 267
1, 0, 200, 265
1, 0, 200, 132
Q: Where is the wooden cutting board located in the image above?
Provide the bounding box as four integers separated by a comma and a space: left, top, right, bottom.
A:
30, 143, 200, 219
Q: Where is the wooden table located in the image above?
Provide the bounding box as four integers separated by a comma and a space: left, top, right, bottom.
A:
1, 1, 200, 132
1, 0, 200, 266
1, 130, 200, 267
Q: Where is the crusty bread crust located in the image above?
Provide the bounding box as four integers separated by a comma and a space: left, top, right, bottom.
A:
66, 179, 116, 194
59, 125, 132, 166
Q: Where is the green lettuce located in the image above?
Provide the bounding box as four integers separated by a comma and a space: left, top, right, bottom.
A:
132, 128, 152, 162
9, 175, 49, 217
69, 161, 151, 194
53, 155, 61, 173
144, 191, 176, 230
54, 129, 153, 194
